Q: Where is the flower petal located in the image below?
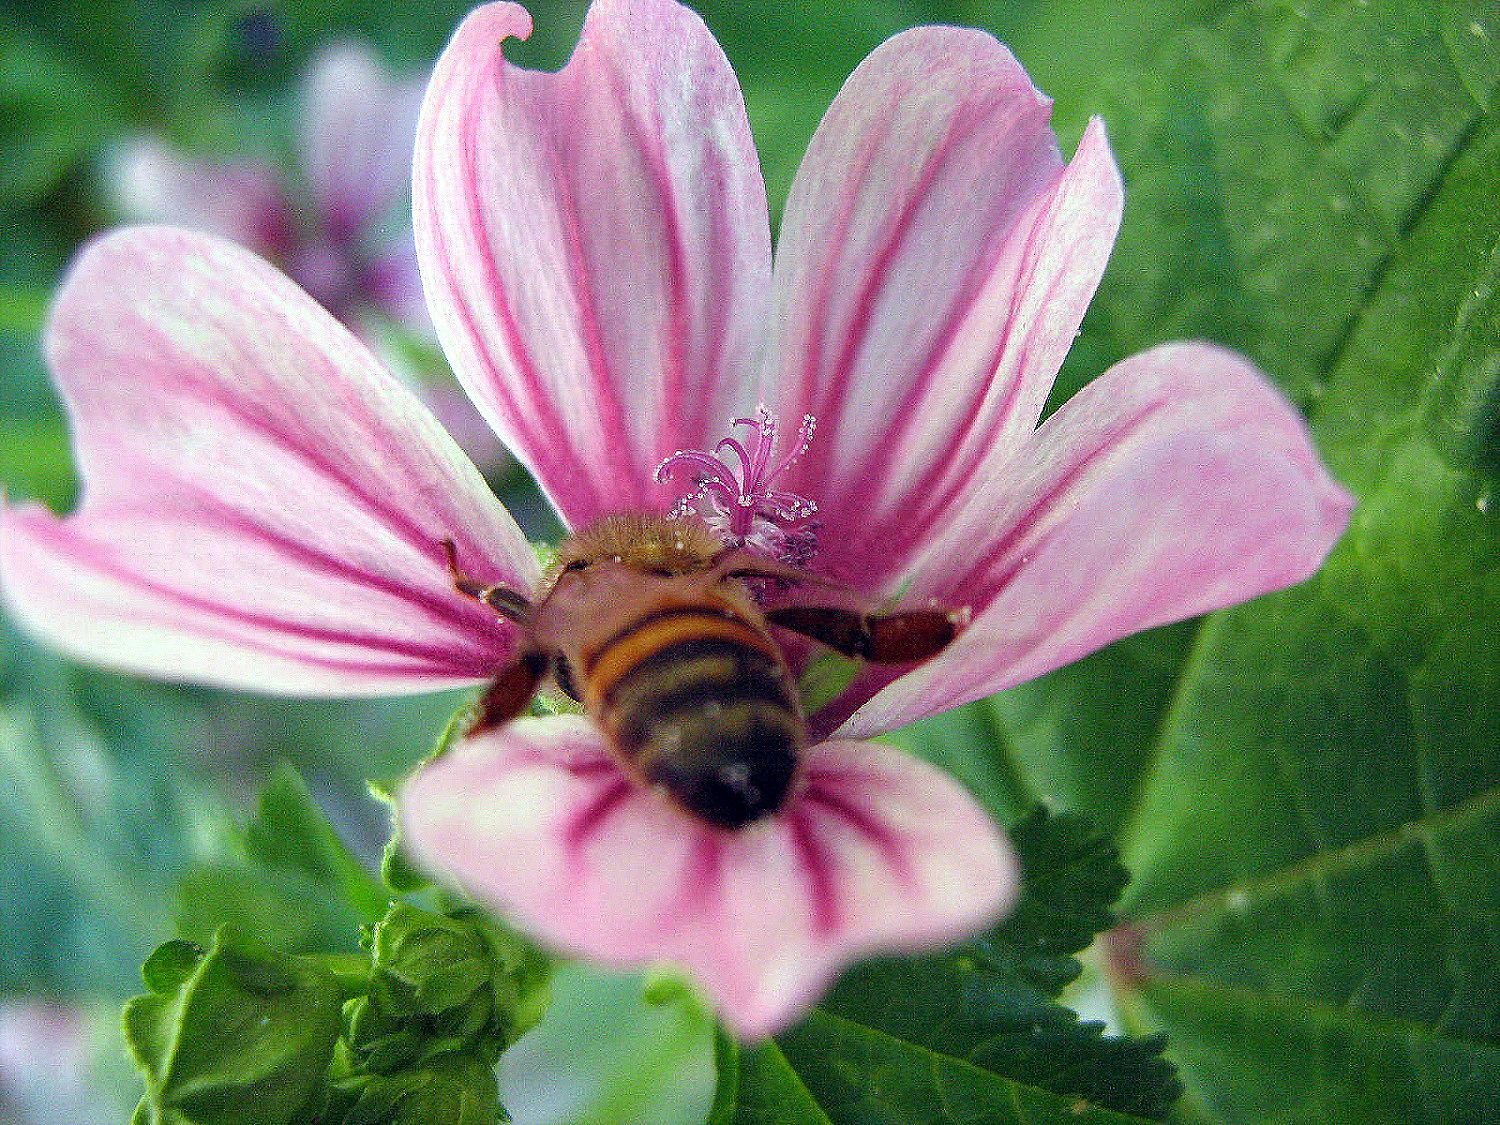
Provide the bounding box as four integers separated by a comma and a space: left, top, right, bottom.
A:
400, 715, 1016, 1038
414, 0, 773, 528
829, 343, 1354, 739
300, 40, 427, 240
764, 28, 1121, 592
107, 136, 293, 257
0, 227, 538, 695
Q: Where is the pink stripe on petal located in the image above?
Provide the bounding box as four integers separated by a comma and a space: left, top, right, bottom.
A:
400, 716, 1017, 1039
763, 28, 1122, 594
2, 507, 491, 692
0, 227, 538, 696
414, 0, 772, 529
834, 343, 1354, 739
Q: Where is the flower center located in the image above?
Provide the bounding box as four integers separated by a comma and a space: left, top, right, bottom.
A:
656, 406, 820, 567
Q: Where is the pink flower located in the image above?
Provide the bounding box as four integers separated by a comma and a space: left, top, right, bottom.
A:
110, 41, 430, 338
0, 0, 1351, 1037
109, 40, 508, 473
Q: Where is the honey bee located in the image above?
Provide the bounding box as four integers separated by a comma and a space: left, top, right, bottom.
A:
441, 516, 960, 830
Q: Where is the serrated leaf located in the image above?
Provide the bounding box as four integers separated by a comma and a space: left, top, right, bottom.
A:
948, 2, 1500, 1122
716, 809, 1178, 1124
986, 807, 1130, 997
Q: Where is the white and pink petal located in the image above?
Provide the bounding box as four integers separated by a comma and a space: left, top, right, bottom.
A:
400, 716, 1017, 1038
0, 227, 537, 696
763, 28, 1122, 594
107, 136, 293, 258
414, 0, 773, 529
300, 40, 427, 241
831, 343, 1354, 740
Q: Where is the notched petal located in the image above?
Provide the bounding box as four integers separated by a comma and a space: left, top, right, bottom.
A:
0, 227, 538, 696
765, 33, 1125, 595
399, 717, 1017, 1038
835, 342, 1355, 738
415, 0, 772, 529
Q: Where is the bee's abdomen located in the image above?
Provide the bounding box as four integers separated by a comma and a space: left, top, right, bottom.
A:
585, 607, 803, 830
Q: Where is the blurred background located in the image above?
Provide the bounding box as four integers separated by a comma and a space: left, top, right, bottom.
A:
2, 1, 1496, 1123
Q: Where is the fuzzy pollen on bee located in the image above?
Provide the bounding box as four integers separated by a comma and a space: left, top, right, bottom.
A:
442, 515, 961, 831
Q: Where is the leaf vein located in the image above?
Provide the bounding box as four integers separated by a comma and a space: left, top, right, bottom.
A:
1127, 783, 1500, 931
796, 1007, 1155, 1124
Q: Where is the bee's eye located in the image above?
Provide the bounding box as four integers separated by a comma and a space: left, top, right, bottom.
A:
562, 558, 590, 574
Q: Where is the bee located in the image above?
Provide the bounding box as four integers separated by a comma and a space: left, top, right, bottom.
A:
441, 515, 960, 830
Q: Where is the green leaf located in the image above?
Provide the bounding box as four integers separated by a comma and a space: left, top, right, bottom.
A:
985, 624, 1199, 838
879, 698, 1035, 829
125, 927, 343, 1125
328, 1052, 504, 1125
245, 762, 391, 924
347, 903, 550, 1075
945, 2, 1500, 1121
716, 809, 1178, 1124
175, 763, 389, 955
140, 940, 205, 995
0, 24, 125, 205
992, 807, 1130, 997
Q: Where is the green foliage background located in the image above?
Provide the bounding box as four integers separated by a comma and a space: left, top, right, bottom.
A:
1, 1, 1496, 1123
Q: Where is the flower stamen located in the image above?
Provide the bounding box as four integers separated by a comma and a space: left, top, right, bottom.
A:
656, 405, 820, 566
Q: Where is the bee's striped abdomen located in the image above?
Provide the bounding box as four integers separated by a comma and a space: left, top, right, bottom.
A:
584, 605, 804, 829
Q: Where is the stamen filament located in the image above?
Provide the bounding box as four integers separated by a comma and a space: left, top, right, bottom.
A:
656, 404, 821, 566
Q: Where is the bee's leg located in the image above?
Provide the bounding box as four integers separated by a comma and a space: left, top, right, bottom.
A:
470, 650, 550, 735
714, 552, 838, 590
441, 538, 531, 623
766, 605, 961, 663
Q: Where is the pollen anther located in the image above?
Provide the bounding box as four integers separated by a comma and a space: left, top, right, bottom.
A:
656, 405, 820, 566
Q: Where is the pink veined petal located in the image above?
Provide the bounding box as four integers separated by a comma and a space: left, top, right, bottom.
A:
399, 715, 1017, 1039
827, 342, 1354, 740
107, 136, 293, 258
762, 29, 1122, 595
300, 40, 427, 241
414, 0, 773, 530
0, 226, 539, 696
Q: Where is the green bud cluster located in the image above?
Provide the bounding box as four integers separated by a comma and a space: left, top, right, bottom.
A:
321, 903, 551, 1125
322, 1051, 503, 1125
125, 929, 344, 1125
124, 906, 550, 1125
